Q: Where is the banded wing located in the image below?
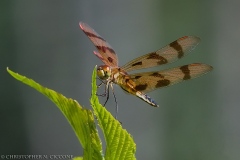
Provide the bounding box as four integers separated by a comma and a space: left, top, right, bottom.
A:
121, 36, 200, 72
129, 63, 213, 93
79, 22, 118, 67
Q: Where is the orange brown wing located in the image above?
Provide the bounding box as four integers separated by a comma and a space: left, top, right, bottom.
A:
121, 36, 200, 72
79, 22, 118, 67
129, 63, 213, 93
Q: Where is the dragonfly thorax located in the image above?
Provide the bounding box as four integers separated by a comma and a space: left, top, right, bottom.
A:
97, 65, 112, 80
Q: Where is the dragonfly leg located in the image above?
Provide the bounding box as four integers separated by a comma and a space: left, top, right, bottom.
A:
110, 83, 118, 119
96, 79, 108, 96
103, 83, 110, 106
97, 78, 106, 88
97, 92, 107, 97
97, 82, 103, 88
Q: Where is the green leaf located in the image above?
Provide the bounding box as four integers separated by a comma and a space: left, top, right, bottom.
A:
91, 67, 136, 160
7, 68, 103, 160
7, 67, 137, 160
73, 157, 83, 160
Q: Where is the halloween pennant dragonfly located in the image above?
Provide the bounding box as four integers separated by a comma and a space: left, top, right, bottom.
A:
79, 22, 213, 107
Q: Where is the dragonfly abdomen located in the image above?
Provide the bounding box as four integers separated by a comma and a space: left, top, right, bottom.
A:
136, 91, 159, 107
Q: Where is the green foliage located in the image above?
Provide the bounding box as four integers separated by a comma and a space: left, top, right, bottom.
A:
7, 67, 136, 160
91, 67, 136, 160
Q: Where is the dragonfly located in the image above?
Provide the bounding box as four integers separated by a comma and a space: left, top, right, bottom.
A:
79, 22, 213, 108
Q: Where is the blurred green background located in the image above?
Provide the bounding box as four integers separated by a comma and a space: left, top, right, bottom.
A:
1, 1, 239, 160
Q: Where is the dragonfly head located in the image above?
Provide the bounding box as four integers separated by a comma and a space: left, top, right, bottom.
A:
97, 65, 112, 80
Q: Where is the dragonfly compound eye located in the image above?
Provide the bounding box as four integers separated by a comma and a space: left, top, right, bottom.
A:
97, 65, 111, 80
